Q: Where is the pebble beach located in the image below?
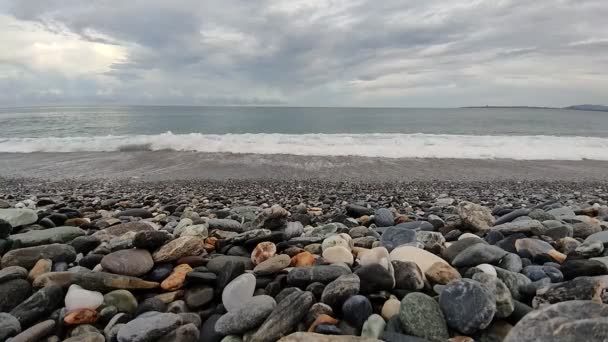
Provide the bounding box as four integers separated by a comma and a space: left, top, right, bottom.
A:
1, 177, 608, 341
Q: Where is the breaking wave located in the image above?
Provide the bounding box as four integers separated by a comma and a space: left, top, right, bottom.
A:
1, 132, 608, 160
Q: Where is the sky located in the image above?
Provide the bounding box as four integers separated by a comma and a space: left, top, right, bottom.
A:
0, 0, 607, 107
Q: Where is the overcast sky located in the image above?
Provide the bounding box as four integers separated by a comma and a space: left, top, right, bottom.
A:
1, 0, 607, 107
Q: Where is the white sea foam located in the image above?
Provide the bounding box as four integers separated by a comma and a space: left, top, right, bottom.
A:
1, 132, 607, 160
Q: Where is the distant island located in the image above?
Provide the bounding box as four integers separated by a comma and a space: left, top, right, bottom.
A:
462, 104, 608, 112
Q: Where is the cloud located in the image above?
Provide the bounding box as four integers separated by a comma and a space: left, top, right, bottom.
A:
1, 0, 607, 106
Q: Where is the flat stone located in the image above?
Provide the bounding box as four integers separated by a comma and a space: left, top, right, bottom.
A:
93, 221, 155, 241
250, 291, 315, 342
9, 226, 85, 248
492, 220, 545, 235
207, 255, 253, 273
253, 254, 291, 275
399, 292, 449, 342
101, 249, 154, 277
0, 209, 37, 227
117, 312, 182, 342
494, 209, 531, 225
439, 279, 496, 335
505, 300, 608, 342
33, 271, 159, 292
10, 285, 63, 327
157, 322, 199, 342
215, 295, 276, 335
559, 259, 608, 280
321, 274, 360, 310
452, 244, 508, 267
1, 243, 76, 269
161, 264, 193, 291
8, 320, 54, 342
152, 236, 206, 263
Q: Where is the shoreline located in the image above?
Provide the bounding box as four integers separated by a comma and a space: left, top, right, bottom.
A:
1, 151, 608, 182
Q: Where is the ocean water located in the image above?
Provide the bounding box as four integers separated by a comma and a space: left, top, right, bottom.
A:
1, 105, 608, 160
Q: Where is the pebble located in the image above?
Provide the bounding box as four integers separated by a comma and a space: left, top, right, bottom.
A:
215, 295, 276, 335
0, 312, 21, 341
161, 264, 193, 291
101, 248, 155, 277
399, 292, 449, 342
0, 279, 32, 312
322, 246, 354, 265
152, 236, 206, 263
250, 291, 315, 342
251, 241, 276, 265
380, 227, 416, 251
439, 279, 496, 334
456, 201, 494, 232
222, 273, 257, 311
8, 319, 55, 342
374, 208, 395, 227
64, 285, 104, 312
321, 273, 360, 309
10, 285, 63, 327
389, 246, 449, 273
355, 263, 395, 293
0, 208, 38, 227
104, 289, 138, 313
392, 260, 424, 290
117, 312, 182, 342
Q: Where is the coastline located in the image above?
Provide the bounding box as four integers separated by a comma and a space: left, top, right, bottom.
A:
1, 151, 608, 182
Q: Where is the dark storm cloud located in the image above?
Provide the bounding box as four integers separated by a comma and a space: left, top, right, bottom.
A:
1, 0, 608, 106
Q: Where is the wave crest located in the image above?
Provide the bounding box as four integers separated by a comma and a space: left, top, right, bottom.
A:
1, 132, 608, 160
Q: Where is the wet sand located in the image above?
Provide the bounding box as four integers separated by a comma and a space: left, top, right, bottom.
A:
0, 152, 607, 182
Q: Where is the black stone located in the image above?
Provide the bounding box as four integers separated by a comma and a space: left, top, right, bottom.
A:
342, 295, 372, 330
0, 279, 32, 312
355, 264, 394, 294
145, 263, 174, 282
10, 285, 63, 327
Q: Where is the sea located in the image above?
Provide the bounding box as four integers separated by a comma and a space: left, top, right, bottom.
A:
1, 105, 608, 160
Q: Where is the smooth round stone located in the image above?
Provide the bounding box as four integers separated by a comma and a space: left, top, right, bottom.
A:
560, 259, 608, 280
0, 266, 28, 283
132, 230, 172, 250
215, 295, 276, 335
103, 290, 138, 314
101, 249, 154, 277
286, 265, 351, 287
439, 279, 496, 334
355, 263, 394, 293
380, 227, 417, 252
0, 279, 31, 312
361, 314, 386, 339
389, 246, 449, 273
322, 246, 353, 265
65, 285, 104, 312
342, 295, 372, 329
0, 313, 21, 341
505, 300, 608, 342
425, 262, 461, 285
321, 274, 360, 310
9, 320, 55, 342
136, 298, 167, 316
322, 233, 352, 252
498, 253, 523, 273
222, 273, 256, 312
145, 263, 173, 282
374, 208, 395, 227
399, 292, 449, 341
0, 208, 37, 227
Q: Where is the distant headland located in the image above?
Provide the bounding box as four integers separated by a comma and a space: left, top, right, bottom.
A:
462, 104, 608, 112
